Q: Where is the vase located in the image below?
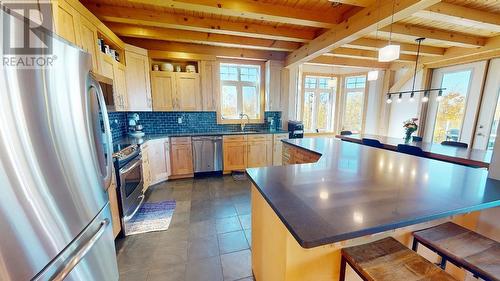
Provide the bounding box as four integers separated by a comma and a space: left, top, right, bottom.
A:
404, 131, 412, 143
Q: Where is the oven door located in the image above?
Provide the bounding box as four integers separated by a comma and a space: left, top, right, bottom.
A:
119, 157, 144, 222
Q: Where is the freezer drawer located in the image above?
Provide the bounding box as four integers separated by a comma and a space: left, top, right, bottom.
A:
33, 203, 119, 281
192, 136, 223, 173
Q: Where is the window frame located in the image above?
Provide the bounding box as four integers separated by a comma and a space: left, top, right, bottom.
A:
216, 59, 266, 124
300, 73, 338, 133
339, 73, 368, 133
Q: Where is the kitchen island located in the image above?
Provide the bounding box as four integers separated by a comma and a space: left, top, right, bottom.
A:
246, 138, 500, 281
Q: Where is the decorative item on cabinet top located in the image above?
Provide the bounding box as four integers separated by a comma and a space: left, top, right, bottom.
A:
107, 111, 282, 140
151, 60, 198, 73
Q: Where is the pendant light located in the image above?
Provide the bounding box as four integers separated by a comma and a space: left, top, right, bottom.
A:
367, 70, 379, 81
328, 64, 336, 88
378, 0, 400, 62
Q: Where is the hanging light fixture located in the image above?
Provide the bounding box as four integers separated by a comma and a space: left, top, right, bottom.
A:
386, 94, 392, 104
378, 0, 400, 62
421, 90, 429, 102
385, 38, 445, 105
328, 64, 336, 88
367, 70, 379, 81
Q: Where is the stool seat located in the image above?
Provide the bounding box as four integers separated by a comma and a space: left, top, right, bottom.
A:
413, 222, 500, 281
340, 237, 457, 281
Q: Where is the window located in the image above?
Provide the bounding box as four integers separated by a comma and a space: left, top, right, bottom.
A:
487, 89, 500, 150
342, 75, 366, 132
432, 70, 472, 143
219, 62, 263, 122
301, 75, 337, 132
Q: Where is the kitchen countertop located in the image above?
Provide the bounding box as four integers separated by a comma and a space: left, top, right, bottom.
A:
114, 129, 289, 145
246, 137, 500, 248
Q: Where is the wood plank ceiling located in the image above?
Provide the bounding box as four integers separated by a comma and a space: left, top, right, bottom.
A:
80, 0, 500, 67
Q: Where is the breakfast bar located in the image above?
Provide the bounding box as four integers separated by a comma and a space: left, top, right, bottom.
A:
246, 138, 500, 281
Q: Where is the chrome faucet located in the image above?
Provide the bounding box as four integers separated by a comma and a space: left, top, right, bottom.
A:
240, 113, 250, 131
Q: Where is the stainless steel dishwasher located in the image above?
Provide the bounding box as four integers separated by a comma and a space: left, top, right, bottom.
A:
192, 136, 223, 173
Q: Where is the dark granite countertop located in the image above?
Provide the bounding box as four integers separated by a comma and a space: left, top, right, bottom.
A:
246, 137, 500, 248
114, 129, 289, 145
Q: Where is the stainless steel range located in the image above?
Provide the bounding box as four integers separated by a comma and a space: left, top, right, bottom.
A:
113, 144, 144, 236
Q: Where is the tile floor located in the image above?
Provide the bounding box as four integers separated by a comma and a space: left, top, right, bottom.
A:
115, 176, 254, 281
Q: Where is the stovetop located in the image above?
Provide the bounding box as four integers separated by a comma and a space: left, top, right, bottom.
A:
113, 143, 140, 168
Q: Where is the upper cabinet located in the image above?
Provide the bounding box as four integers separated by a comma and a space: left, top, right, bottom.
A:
150, 71, 201, 111
79, 16, 100, 72
151, 71, 175, 111
125, 44, 152, 111
52, 0, 81, 46
200, 60, 218, 111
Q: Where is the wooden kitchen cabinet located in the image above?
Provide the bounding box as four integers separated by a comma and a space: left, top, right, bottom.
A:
101, 55, 128, 111
200, 60, 217, 111
148, 138, 171, 185
273, 133, 289, 166
125, 44, 152, 111
150, 72, 201, 111
176, 73, 201, 111
170, 137, 194, 178
141, 142, 152, 192
79, 16, 100, 72
108, 169, 121, 238
151, 71, 175, 111
223, 135, 248, 172
247, 134, 272, 168
53, 0, 81, 47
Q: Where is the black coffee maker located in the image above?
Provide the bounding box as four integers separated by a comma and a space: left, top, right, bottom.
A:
287, 121, 304, 139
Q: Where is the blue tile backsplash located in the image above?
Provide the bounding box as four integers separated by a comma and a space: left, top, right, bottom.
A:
108, 111, 281, 142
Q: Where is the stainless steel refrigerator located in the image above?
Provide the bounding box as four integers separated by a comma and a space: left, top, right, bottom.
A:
0, 6, 119, 281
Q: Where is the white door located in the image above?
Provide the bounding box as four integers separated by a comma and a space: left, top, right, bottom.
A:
424, 61, 487, 145
472, 59, 500, 149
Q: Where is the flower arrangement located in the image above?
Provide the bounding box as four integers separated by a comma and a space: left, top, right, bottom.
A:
403, 118, 418, 143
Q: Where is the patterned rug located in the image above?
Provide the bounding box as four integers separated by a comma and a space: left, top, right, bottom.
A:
124, 200, 176, 236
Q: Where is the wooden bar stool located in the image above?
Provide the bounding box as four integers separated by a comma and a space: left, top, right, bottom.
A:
412, 222, 500, 281
340, 237, 457, 281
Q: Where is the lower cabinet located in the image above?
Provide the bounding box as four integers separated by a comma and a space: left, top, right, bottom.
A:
141, 142, 152, 192
282, 143, 321, 165
223, 135, 248, 172
273, 133, 289, 166
170, 137, 194, 178
148, 138, 171, 185
108, 169, 121, 238
247, 135, 272, 168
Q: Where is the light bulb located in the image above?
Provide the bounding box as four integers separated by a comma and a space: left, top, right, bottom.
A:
421, 96, 429, 102
397, 93, 402, 103
378, 45, 400, 62
386, 97, 392, 104
367, 70, 379, 81
397, 98, 402, 103
436, 95, 443, 102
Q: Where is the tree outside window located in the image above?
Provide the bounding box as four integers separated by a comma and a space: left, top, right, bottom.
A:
302, 75, 336, 133
220, 63, 262, 121
342, 75, 366, 132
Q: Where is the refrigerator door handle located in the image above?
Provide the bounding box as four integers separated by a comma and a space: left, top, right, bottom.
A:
51, 219, 110, 281
89, 74, 113, 190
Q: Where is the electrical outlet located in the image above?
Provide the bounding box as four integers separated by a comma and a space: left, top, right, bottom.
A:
178, 117, 183, 124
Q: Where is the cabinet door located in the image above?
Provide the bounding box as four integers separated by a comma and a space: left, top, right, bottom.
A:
108, 171, 121, 238
273, 134, 288, 166
176, 73, 201, 111
151, 72, 175, 111
125, 49, 152, 111
247, 141, 271, 168
100, 54, 114, 79
79, 16, 99, 72
223, 142, 247, 171
170, 142, 194, 176
114, 62, 128, 111
141, 144, 152, 192
149, 139, 169, 184
53, 0, 81, 46
200, 61, 217, 111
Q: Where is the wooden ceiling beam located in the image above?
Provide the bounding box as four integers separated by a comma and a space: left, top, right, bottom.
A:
106, 23, 301, 51
344, 38, 445, 56
126, 0, 343, 28
327, 0, 374, 7
328, 47, 417, 62
308, 56, 389, 69
285, 0, 440, 67
415, 3, 500, 33
122, 38, 287, 61
86, 3, 316, 43
379, 23, 487, 48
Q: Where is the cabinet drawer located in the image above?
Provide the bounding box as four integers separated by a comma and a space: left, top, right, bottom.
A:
171, 137, 191, 144
273, 133, 289, 141
223, 135, 247, 142
247, 134, 272, 142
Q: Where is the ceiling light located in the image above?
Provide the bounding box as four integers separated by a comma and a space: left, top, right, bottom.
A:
327, 78, 336, 88
409, 92, 415, 102
378, 44, 400, 62
397, 93, 402, 103
367, 70, 379, 81
386, 94, 392, 104
436, 89, 443, 102
422, 90, 429, 102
